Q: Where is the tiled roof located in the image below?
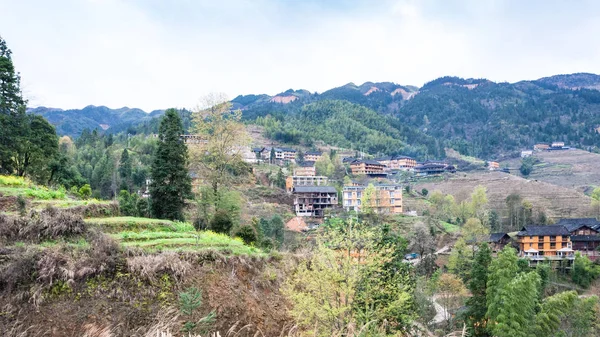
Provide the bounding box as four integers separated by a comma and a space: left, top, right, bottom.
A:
394, 155, 414, 160
297, 161, 316, 167
352, 159, 385, 166
305, 151, 322, 155
517, 225, 570, 236
570, 235, 600, 242
555, 218, 600, 232
489, 232, 510, 242
294, 186, 337, 193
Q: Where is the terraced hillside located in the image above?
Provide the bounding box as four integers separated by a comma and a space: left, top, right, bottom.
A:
501, 149, 600, 193
413, 171, 593, 220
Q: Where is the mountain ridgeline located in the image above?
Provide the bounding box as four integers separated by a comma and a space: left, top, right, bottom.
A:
33, 73, 600, 159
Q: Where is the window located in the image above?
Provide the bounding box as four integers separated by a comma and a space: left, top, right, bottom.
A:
390, 192, 395, 198
538, 236, 544, 241
562, 235, 569, 241
391, 199, 395, 204
344, 200, 349, 206
357, 192, 362, 198
358, 200, 362, 206
550, 243, 556, 249
538, 243, 543, 250
530, 236, 534, 240
550, 236, 556, 241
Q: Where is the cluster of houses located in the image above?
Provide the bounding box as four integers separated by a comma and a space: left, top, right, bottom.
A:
475, 218, 600, 266
251, 147, 324, 164
344, 157, 455, 177
521, 141, 570, 157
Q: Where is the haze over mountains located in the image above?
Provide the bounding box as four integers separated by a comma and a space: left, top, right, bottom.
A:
32, 73, 600, 159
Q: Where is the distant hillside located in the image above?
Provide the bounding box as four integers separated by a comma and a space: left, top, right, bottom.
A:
30, 73, 600, 158
536, 73, 600, 90
28, 105, 165, 138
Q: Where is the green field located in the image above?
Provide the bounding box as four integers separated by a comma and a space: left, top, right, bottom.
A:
88, 216, 263, 256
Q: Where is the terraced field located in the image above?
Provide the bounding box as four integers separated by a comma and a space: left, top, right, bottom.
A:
501, 149, 600, 193
86, 216, 263, 255
414, 171, 593, 220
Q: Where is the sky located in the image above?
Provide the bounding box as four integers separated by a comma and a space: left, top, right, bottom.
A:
2, 0, 600, 111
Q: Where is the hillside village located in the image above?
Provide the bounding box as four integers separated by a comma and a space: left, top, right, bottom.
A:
3, 30, 600, 337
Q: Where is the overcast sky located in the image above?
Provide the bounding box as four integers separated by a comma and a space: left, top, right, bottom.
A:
2, 0, 600, 111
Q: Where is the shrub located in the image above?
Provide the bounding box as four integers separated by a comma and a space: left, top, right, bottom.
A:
0, 175, 28, 187
209, 210, 233, 234
421, 188, 429, 196
79, 184, 92, 200
16, 196, 26, 216
234, 225, 258, 245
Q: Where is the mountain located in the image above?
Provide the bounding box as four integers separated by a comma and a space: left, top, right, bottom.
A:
29, 73, 600, 159
536, 73, 600, 90
28, 105, 165, 138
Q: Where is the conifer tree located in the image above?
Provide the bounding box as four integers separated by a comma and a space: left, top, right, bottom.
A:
150, 109, 191, 220
119, 148, 132, 189
465, 243, 492, 337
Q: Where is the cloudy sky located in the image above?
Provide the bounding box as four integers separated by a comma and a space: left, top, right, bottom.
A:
2, 0, 600, 111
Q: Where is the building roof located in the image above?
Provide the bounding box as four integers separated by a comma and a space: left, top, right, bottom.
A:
570, 235, 600, 242
352, 159, 385, 166
297, 161, 316, 167
293, 186, 337, 193
394, 155, 414, 160
252, 147, 265, 152
555, 218, 600, 232
415, 163, 447, 170
286, 217, 309, 233
374, 156, 392, 161
489, 232, 510, 243
305, 151, 322, 155
517, 225, 570, 236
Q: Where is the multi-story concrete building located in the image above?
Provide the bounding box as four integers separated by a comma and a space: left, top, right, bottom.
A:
342, 184, 403, 214
286, 175, 329, 193
516, 225, 573, 260
293, 161, 316, 176
293, 186, 338, 217
304, 151, 323, 162
350, 160, 386, 176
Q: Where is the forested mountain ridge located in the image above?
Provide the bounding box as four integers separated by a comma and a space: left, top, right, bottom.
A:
28, 105, 165, 137
31, 73, 600, 159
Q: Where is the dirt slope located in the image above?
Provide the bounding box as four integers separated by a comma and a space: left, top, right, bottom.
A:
414, 171, 593, 220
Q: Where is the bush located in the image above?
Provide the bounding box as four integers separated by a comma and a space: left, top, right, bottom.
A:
209, 210, 233, 234
0, 175, 28, 187
234, 225, 258, 245
421, 188, 429, 196
79, 184, 92, 200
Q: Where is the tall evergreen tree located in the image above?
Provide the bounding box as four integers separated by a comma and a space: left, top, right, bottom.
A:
465, 243, 492, 337
0, 35, 58, 180
0, 35, 26, 173
119, 148, 132, 189
150, 109, 191, 220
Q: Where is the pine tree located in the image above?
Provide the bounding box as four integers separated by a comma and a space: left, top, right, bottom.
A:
119, 148, 132, 190
465, 243, 492, 337
0, 36, 58, 179
150, 109, 191, 220
0, 35, 26, 173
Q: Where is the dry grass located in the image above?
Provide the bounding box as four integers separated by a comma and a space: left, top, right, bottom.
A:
0, 207, 86, 243
127, 252, 192, 281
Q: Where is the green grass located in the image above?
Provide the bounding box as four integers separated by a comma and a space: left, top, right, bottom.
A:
0, 186, 66, 200
0, 175, 29, 187
119, 230, 263, 255
442, 222, 460, 233
85, 216, 194, 233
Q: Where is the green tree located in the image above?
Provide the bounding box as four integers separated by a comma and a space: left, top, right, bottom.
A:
591, 187, 600, 219
465, 243, 492, 337
572, 253, 600, 288
486, 247, 540, 337
209, 210, 233, 234
119, 148, 132, 190
360, 183, 376, 214
118, 189, 138, 216
470, 185, 489, 225
234, 224, 258, 245
150, 109, 192, 220
190, 94, 249, 202
78, 184, 92, 200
